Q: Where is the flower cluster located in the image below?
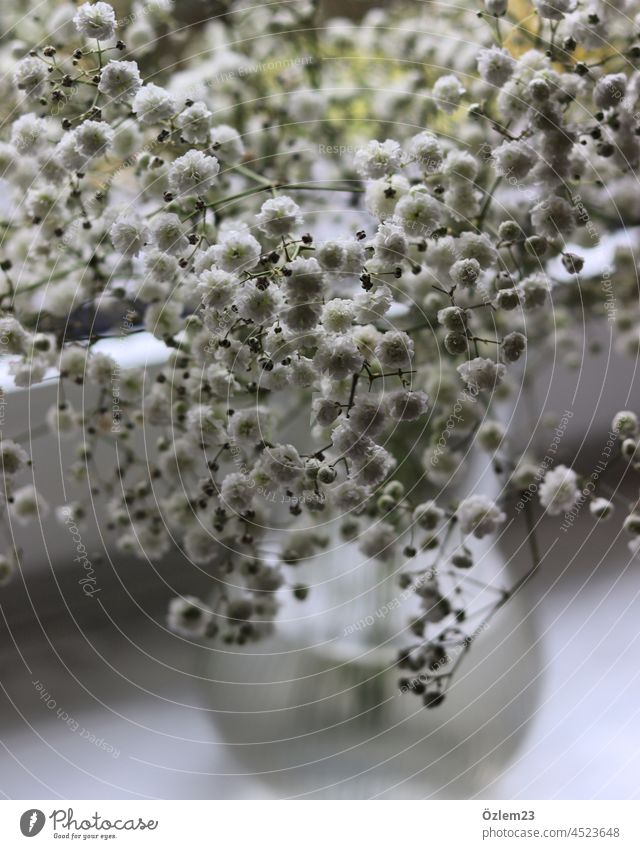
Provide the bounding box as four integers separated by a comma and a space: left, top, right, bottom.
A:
2, 0, 640, 706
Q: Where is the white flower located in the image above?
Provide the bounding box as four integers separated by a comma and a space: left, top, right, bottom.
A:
176, 101, 211, 144
331, 424, 375, 463
73, 2, 117, 40
534, 0, 572, 20
359, 521, 397, 560
393, 189, 442, 236
87, 352, 117, 384
442, 150, 479, 182
10, 113, 47, 155
238, 284, 282, 324
167, 596, 213, 638
230, 408, 267, 447
75, 120, 114, 157
322, 298, 354, 333
46, 402, 77, 437
144, 300, 183, 339
457, 357, 505, 391
11, 485, 49, 525
365, 176, 408, 224
518, 273, 550, 309
262, 443, 304, 485
375, 330, 414, 370
197, 268, 237, 309
168, 150, 220, 196
332, 480, 369, 513
413, 501, 444, 530
183, 527, 220, 565
385, 388, 428, 421
372, 222, 408, 263
133, 83, 176, 125
0, 317, 28, 354
9, 359, 48, 388
209, 124, 245, 163
316, 240, 346, 271
612, 410, 638, 438
98, 60, 142, 103
355, 445, 395, 487
432, 74, 465, 114
221, 472, 255, 514
590, 497, 613, 520
530, 195, 576, 238
314, 335, 364, 380
457, 232, 497, 268
255, 196, 302, 236
539, 465, 580, 515
348, 396, 387, 437
0, 440, 29, 475
594, 73, 627, 110
150, 213, 189, 255
458, 494, 505, 538
492, 139, 537, 180
450, 257, 481, 289
110, 214, 149, 256
56, 132, 88, 172
213, 230, 262, 272
354, 139, 403, 178
477, 47, 515, 87
313, 397, 341, 427
14, 56, 48, 97
408, 131, 443, 171
282, 257, 325, 305
354, 285, 393, 324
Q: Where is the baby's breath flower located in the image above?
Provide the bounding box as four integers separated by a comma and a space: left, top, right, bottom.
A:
590, 498, 613, 520
314, 335, 364, 380
213, 230, 262, 273
457, 357, 505, 392
98, 60, 142, 103
408, 131, 443, 171
133, 83, 176, 125
477, 46, 515, 88
176, 101, 211, 144
255, 196, 302, 237
322, 298, 354, 333
372, 222, 408, 264
73, 1, 117, 40
385, 388, 429, 421
539, 465, 580, 515
413, 501, 444, 530
530, 195, 576, 239
167, 595, 213, 638
375, 330, 414, 370
432, 74, 465, 114
612, 410, 639, 438
150, 213, 189, 255
11, 485, 49, 525
354, 139, 403, 178
209, 125, 245, 163
168, 149, 220, 196
533, 0, 572, 20
110, 214, 150, 256
14, 56, 47, 98
458, 495, 505, 538
0, 440, 29, 475
10, 113, 47, 155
